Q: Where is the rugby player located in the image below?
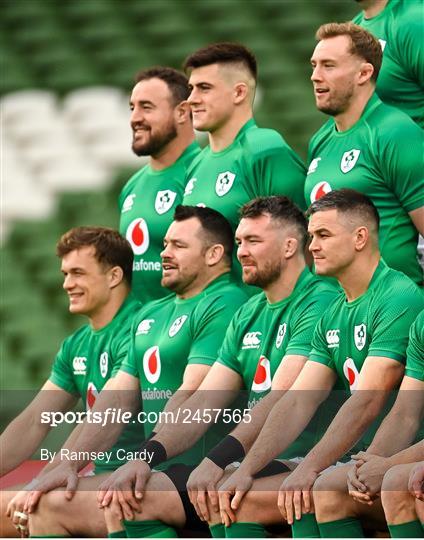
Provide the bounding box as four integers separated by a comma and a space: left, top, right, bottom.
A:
120, 67, 200, 303
215, 189, 423, 538
304, 22, 424, 284
182, 42, 306, 287
312, 309, 424, 538
94, 196, 337, 538
353, 0, 424, 127
0, 227, 142, 537
24, 206, 247, 537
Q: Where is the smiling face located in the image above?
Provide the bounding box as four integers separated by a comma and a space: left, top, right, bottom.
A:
130, 78, 178, 156
61, 246, 114, 319
235, 214, 286, 289
310, 35, 364, 116
308, 209, 359, 277
160, 217, 211, 297
187, 63, 237, 132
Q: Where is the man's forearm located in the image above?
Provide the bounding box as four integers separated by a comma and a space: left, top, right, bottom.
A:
60, 393, 132, 471
303, 391, 390, 472
367, 390, 424, 456
238, 390, 325, 476
386, 440, 424, 468
153, 389, 196, 434
154, 390, 236, 459
0, 414, 50, 476
230, 390, 283, 452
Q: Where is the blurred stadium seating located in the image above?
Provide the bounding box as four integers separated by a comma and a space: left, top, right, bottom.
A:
0, 0, 357, 389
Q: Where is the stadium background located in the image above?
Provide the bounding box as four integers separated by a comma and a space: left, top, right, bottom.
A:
0, 0, 358, 394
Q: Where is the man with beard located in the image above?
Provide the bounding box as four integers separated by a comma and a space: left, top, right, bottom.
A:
304, 22, 423, 285
120, 67, 200, 303
91, 196, 337, 538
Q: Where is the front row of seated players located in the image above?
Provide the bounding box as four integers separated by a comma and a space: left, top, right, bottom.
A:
1, 192, 423, 538
6, 190, 423, 536
0, 227, 144, 537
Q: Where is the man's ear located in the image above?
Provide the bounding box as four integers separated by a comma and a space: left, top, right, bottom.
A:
175, 100, 191, 124
206, 243, 225, 266
284, 237, 299, 259
354, 226, 369, 251
109, 266, 124, 288
233, 82, 249, 105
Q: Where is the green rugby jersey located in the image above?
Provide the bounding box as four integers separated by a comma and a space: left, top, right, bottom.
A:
49, 295, 144, 472
120, 273, 247, 468
309, 261, 424, 450
217, 268, 340, 458
353, 0, 424, 127
183, 120, 306, 288
119, 142, 200, 303
405, 310, 424, 382
305, 93, 424, 284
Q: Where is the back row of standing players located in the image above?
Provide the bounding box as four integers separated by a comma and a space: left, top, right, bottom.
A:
121, 4, 423, 302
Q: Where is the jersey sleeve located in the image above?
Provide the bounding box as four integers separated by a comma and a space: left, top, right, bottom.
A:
215, 308, 244, 374
187, 294, 244, 366
375, 118, 424, 212
395, 9, 424, 88
368, 288, 424, 362
308, 315, 337, 371
110, 330, 133, 377
119, 320, 140, 378
405, 311, 424, 381
49, 337, 79, 394
249, 132, 307, 211
285, 289, 337, 357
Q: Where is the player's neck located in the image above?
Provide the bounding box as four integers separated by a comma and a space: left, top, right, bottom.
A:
209, 110, 253, 152
264, 259, 305, 304
337, 254, 380, 302
150, 129, 195, 171
362, 0, 389, 18
176, 268, 229, 300
89, 289, 129, 330
334, 87, 375, 132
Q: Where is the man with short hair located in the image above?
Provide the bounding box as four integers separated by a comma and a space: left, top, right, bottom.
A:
217, 189, 423, 538
353, 0, 424, 127
94, 196, 337, 538
312, 308, 424, 538
0, 227, 143, 537
120, 66, 200, 303
182, 42, 306, 285
25, 206, 247, 537
304, 22, 424, 284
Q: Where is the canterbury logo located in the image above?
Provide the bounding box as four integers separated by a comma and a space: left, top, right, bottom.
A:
326, 329, 340, 348
242, 332, 262, 349
73, 356, 87, 375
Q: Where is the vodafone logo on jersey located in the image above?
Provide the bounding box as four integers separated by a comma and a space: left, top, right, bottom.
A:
86, 382, 99, 410
343, 357, 359, 392
143, 346, 161, 384
126, 218, 149, 255
310, 181, 332, 203
251, 356, 272, 393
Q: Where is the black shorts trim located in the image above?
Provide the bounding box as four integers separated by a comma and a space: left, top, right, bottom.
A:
162, 463, 209, 533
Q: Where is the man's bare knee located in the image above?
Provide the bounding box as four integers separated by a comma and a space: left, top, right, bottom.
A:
314, 466, 353, 523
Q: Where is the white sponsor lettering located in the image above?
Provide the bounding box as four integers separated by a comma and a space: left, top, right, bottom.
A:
242, 331, 262, 349
136, 319, 155, 335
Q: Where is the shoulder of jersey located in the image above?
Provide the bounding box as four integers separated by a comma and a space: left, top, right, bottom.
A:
242, 126, 288, 155
308, 119, 334, 153
185, 145, 209, 176
372, 266, 424, 303
195, 281, 249, 311
366, 100, 422, 138
119, 166, 148, 204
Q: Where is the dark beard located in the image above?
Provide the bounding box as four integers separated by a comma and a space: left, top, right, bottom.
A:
132, 124, 178, 156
